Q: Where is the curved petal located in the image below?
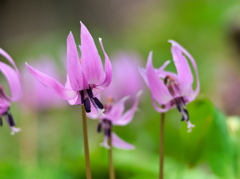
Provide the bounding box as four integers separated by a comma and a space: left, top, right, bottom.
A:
80, 22, 105, 84
67, 32, 88, 91
151, 95, 173, 113
0, 48, 19, 73
96, 38, 112, 89
169, 40, 200, 98
65, 76, 81, 105
0, 62, 22, 101
112, 132, 135, 150
156, 60, 171, 75
146, 52, 172, 105
26, 63, 77, 100
105, 96, 129, 122
113, 91, 142, 126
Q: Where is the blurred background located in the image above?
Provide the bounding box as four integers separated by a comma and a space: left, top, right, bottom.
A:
1, 0, 240, 178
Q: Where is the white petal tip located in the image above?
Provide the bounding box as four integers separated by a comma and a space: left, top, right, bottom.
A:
99, 37, 102, 41
11, 127, 21, 135
100, 142, 110, 149
98, 108, 105, 117
187, 121, 195, 133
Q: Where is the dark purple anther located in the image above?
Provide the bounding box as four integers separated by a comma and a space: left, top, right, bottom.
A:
84, 98, 91, 113
7, 113, 15, 127
87, 88, 94, 98
93, 97, 104, 109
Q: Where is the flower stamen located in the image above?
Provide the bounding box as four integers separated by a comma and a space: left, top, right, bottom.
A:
80, 87, 104, 115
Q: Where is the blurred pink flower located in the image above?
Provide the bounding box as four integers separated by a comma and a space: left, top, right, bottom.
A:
26, 22, 112, 114
20, 57, 65, 111
139, 40, 200, 132
102, 52, 145, 103
88, 91, 142, 149
0, 48, 22, 135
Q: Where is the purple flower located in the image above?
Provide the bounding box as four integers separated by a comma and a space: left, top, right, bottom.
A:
26, 22, 112, 114
88, 91, 142, 149
102, 52, 145, 103
0, 48, 22, 135
139, 40, 200, 132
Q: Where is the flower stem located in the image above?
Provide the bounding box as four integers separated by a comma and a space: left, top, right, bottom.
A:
81, 105, 92, 179
108, 133, 115, 179
159, 112, 165, 179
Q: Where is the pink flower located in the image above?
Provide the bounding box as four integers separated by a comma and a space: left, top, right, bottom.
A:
102, 52, 144, 103
0, 49, 22, 135
26, 22, 112, 114
139, 40, 200, 132
21, 57, 65, 111
88, 91, 142, 149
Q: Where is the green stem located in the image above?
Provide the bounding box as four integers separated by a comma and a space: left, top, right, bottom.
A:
108, 132, 115, 179
81, 105, 92, 179
159, 112, 165, 179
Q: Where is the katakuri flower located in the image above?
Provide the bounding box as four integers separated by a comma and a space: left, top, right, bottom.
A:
88, 91, 142, 149
25, 22, 112, 114
139, 40, 200, 132
0, 48, 22, 135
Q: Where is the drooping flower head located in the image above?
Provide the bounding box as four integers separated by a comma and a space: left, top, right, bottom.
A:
0, 48, 22, 135
139, 40, 200, 132
26, 22, 112, 114
88, 91, 142, 149
21, 57, 65, 111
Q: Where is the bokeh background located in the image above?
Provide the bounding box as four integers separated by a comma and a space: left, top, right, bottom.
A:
1, 0, 240, 178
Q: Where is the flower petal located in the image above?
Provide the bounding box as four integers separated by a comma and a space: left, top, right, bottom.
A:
67, 32, 88, 91
146, 52, 172, 105
0, 62, 22, 101
25, 63, 77, 100
113, 91, 142, 126
169, 40, 200, 98
112, 132, 135, 150
138, 67, 149, 87
80, 22, 105, 84
0, 48, 19, 73
105, 96, 129, 122
151, 95, 172, 113
96, 38, 112, 89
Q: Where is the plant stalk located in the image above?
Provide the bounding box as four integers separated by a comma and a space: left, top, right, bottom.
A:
81, 105, 92, 179
159, 112, 165, 179
108, 132, 115, 179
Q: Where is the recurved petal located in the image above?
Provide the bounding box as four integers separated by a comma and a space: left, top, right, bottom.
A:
146, 52, 172, 105
0, 62, 22, 101
113, 91, 142, 126
112, 132, 135, 150
26, 63, 77, 100
105, 96, 129, 122
0, 48, 19, 72
151, 95, 172, 113
80, 22, 105, 84
169, 40, 199, 97
67, 32, 88, 91
96, 38, 112, 89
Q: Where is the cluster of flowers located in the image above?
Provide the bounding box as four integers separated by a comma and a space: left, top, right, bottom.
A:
0, 22, 199, 149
